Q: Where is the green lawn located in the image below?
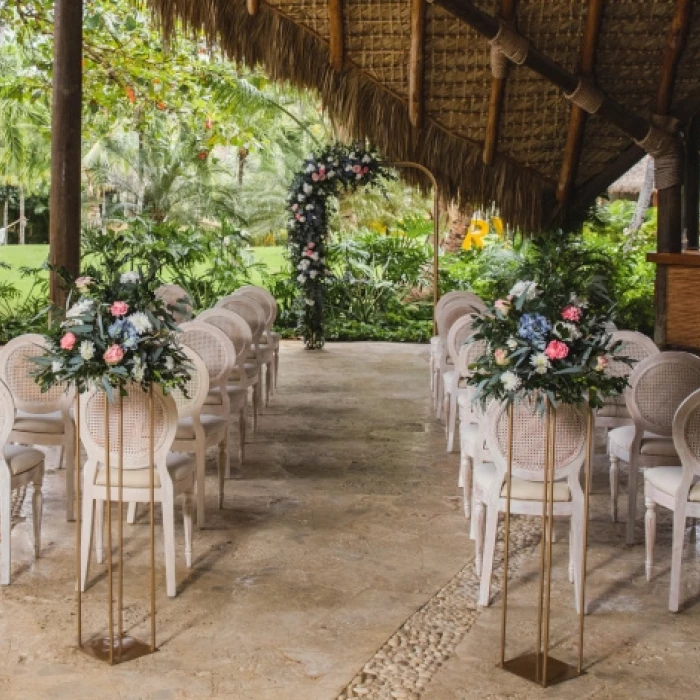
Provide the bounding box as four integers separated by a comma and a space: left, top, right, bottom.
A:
0, 244, 287, 299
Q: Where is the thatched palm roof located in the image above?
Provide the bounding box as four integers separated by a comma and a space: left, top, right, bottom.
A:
149, 0, 700, 230
608, 156, 653, 198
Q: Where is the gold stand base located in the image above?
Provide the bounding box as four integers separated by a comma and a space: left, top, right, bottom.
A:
81, 636, 155, 665
500, 653, 581, 687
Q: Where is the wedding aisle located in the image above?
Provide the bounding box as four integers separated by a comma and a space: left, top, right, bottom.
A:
0, 342, 468, 699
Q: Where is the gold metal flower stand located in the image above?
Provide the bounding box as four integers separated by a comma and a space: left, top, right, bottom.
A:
498, 402, 593, 687
75, 388, 158, 665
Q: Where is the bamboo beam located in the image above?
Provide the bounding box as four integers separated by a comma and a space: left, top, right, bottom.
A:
328, 0, 344, 72
434, 0, 651, 143
49, 0, 83, 308
483, 0, 517, 165
409, 0, 427, 128
684, 115, 700, 250
247, 0, 260, 16
556, 0, 605, 205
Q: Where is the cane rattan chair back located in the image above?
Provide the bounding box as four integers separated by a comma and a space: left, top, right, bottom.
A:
673, 389, 700, 480
0, 334, 74, 414
178, 321, 236, 389
435, 291, 475, 319
156, 284, 194, 323
456, 339, 488, 378
485, 399, 588, 484
235, 286, 277, 329
197, 308, 252, 362
0, 379, 13, 447
170, 347, 210, 420
608, 331, 659, 383
446, 315, 480, 366
437, 299, 484, 344
79, 384, 178, 470
216, 295, 265, 345
627, 352, 700, 437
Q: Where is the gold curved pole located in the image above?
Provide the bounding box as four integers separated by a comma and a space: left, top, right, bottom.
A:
384, 161, 441, 335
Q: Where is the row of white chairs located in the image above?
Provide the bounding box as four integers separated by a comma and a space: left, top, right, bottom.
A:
431, 290, 700, 612
0, 283, 282, 596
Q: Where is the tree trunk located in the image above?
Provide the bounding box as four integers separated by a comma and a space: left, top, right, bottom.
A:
443, 201, 473, 253
19, 186, 26, 244
49, 0, 83, 307
2, 197, 7, 244
627, 157, 655, 242
238, 147, 248, 187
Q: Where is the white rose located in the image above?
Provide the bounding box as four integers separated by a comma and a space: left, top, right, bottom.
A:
303, 183, 313, 195
509, 280, 538, 300
309, 270, 317, 279
120, 271, 140, 284
297, 274, 306, 284
66, 298, 94, 318
52, 361, 63, 374
79, 341, 95, 361
506, 338, 518, 351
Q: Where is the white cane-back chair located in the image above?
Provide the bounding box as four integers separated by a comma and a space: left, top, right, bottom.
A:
180, 320, 245, 470
430, 291, 480, 394
474, 399, 589, 611
214, 297, 266, 421
171, 347, 228, 525
434, 296, 485, 419
155, 284, 194, 323
0, 334, 75, 521
442, 314, 482, 452
197, 308, 258, 435
236, 286, 281, 392
645, 388, 700, 611
80, 385, 195, 598
0, 379, 44, 585
608, 352, 700, 545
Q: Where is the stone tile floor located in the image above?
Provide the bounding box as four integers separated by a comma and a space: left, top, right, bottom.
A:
1, 341, 699, 699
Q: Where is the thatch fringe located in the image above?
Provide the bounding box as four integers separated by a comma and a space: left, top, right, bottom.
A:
148, 0, 551, 230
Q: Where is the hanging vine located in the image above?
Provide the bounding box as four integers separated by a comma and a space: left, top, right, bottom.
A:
286, 143, 390, 348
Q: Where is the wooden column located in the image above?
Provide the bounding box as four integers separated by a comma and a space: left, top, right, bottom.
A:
685, 115, 700, 250
49, 0, 83, 308
247, 0, 260, 15
556, 0, 604, 206
328, 0, 344, 72
483, 0, 516, 165
408, 0, 427, 129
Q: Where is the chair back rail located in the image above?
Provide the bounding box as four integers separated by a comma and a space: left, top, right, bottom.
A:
216, 295, 265, 345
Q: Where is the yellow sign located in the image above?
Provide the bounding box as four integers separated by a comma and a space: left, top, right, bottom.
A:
462, 216, 504, 250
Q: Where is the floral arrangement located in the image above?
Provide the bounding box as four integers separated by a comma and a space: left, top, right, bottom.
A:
467, 278, 631, 410
287, 143, 390, 348
33, 267, 191, 400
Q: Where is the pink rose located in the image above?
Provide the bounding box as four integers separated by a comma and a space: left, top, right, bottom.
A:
494, 298, 511, 315
494, 348, 509, 366
318, 165, 326, 173
75, 276, 93, 291
352, 164, 362, 173
103, 344, 125, 365
292, 203, 298, 211
110, 301, 129, 317
363, 166, 370, 174
561, 305, 582, 323
308, 242, 315, 249
60, 332, 76, 351
318, 173, 326, 181
545, 340, 569, 361
595, 355, 609, 372
311, 173, 319, 182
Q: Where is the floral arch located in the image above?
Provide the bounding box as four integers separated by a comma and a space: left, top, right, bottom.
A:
287, 144, 389, 348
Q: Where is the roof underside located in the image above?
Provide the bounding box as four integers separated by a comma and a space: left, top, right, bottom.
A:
149, 0, 700, 230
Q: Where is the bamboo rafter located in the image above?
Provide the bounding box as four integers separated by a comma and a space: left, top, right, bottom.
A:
408, 0, 427, 129
328, 0, 344, 72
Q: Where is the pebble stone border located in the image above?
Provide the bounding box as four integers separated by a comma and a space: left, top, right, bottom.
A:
336, 516, 543, 699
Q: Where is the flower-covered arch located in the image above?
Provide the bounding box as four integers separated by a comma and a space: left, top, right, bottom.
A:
287, 144, 390, 348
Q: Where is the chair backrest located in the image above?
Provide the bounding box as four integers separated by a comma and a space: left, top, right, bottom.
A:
0, 379, 15, 449
79, 384, 177, 470
607, 330, 658, 380
232, 289, 274, 332
627, 351, 700, 437
178, 321, 236, 388
155, 284, 194, 323
446, 314, 480, 365
216, 295, 265, 345
672, 388, 700, 484
435, 291, 478, 319
0, 333, 74, 414
456, 338, 488, 378
197, 308, 252, 363
484, 398, 588, 484
170, 346, 210, 419
236, 285, 278, 327
438, 298, 484, 343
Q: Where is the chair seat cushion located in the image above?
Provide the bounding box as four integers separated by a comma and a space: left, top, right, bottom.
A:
229, 362, 258, 381
597, 403, 631, 419
95, 453, 195, 488
459, 422, 481, 459
645, 467, 700, 502
4, 445, 44, 476
13, 411, 65, 435
608, 426, 677, 456
205, 386, 247, 410
175, 414, 228, 440
252, 345, 274, 362
474, 462, 571, 502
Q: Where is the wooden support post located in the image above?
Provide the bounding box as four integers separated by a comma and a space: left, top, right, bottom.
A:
557, 0, 604, 206
685, 116, 700, 250
328, 0, 345, 72
483, 0, 516, 165
434, 0, 652, 143
247, 0, 260, 16
409, 0, 427, 129
49, 0, 83, 309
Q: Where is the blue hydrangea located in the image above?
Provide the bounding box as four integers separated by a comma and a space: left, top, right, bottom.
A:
518, 313, 551, 346
108, 320, 124, 339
